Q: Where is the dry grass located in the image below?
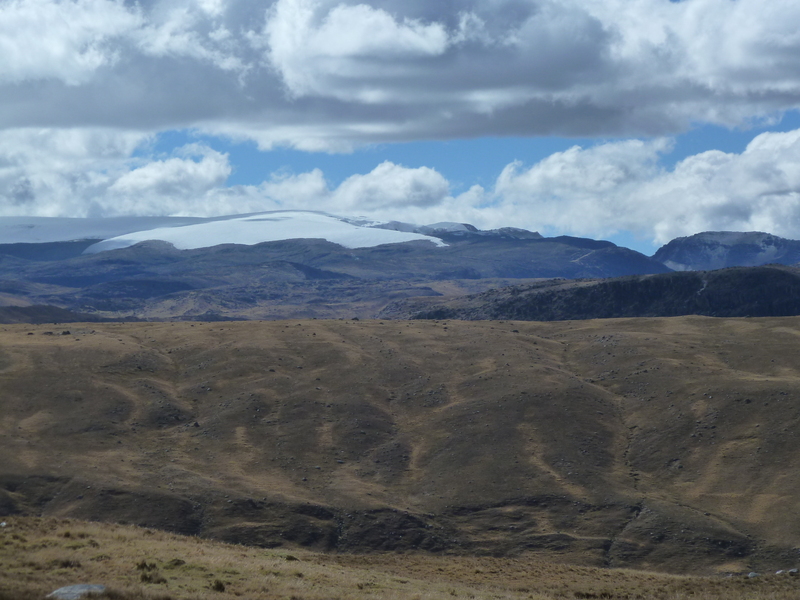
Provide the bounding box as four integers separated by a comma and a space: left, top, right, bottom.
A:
2, 517, 800, 600
4, 317, 800, 573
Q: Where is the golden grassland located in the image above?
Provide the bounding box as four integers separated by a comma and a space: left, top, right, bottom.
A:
2, 516, 800, 600
5, 316, 800, 576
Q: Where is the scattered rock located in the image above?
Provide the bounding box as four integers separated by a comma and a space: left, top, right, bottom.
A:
747, 572, 760, 578
47, 584, 106, 599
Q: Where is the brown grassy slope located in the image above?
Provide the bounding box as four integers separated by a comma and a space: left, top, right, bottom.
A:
3, 516, 800, 600
1, 318, 800, 574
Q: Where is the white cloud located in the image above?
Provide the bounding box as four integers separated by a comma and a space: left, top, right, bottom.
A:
331, 162, 449, 210
0, 128, 150, 216
134, 1, 246, 73
5, 127, 800, 249
0, 132, 453, 219
643, 129, 800, 242
0, 130, 242, 217
264, 0, 449, 101
0, 0, 140, 85
257, 169, 330, 207
2, 0, 800, 147
106, 144, 231, 214
487, 129, 800, 244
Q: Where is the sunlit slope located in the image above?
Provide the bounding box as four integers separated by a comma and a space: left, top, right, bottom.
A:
2, 317, 800, 573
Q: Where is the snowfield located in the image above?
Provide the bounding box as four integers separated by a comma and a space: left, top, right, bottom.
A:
81, 212, 446, 253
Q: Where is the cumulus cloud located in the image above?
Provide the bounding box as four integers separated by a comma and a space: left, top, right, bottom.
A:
331, 162, 449, 210
6, 125, 800, 245
6, 0, 800, 248
487, 129, 800, 244
0, 0, 140, 85
2, 0, 800, 146
264, 0, 449, 101
0, 128, 149, 217
0, 130, 453, 219
0, 129, 241, 217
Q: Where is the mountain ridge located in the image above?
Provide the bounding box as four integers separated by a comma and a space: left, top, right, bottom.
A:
653, 231, 800, 271
381, 265, 800, 321
0, 229, 670, 321
4, 213, 800, 322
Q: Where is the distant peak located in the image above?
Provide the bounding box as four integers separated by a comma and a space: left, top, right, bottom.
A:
654, 230, 800, 271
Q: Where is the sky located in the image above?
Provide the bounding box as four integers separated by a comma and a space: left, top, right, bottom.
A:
3, 0, 800, 255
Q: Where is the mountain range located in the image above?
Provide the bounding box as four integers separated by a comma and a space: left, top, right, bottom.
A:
1, 212, 799, 322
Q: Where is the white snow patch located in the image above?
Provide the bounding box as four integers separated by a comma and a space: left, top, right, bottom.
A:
83, 211, 445, 253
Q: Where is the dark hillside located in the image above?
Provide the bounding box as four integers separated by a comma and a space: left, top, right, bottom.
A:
384, 265, 800, 321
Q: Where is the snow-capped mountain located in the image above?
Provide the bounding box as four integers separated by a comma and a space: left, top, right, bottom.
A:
0, 211, 550, 254
0, 211, 670, 322
83, 212, 446, 253
653, 231, 800, 271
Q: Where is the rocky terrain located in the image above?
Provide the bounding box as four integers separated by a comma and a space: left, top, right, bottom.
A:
3, 317, 800, 574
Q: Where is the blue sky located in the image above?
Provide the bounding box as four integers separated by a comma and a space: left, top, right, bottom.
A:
3, 0, 800, 255
168, 111, 800, 192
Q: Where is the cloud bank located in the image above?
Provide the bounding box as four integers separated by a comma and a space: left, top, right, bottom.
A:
2, 0, 800, 147
4, 126, 800, 246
